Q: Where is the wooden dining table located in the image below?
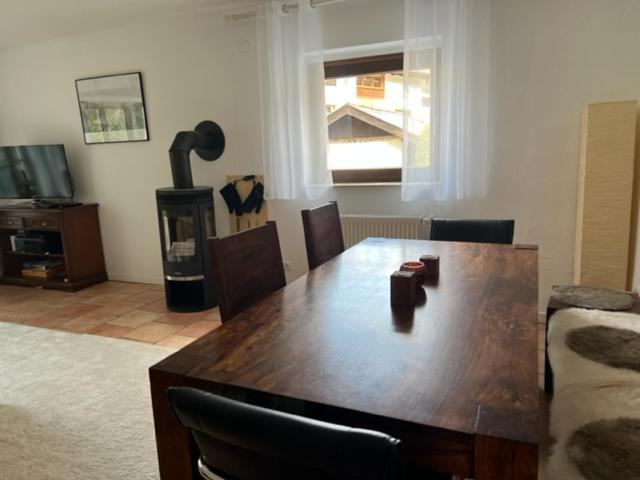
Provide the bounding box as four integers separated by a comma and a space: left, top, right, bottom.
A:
150, 238, 539, 480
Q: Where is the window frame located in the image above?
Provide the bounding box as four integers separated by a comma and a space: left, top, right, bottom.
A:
324, 53, 404, 185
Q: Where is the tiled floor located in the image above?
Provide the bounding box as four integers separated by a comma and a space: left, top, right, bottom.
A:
0, 281, 221, 348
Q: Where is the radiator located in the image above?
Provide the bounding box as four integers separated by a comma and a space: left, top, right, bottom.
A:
340, 215, 430, 248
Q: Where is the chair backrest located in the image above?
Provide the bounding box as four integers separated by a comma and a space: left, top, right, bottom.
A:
429, 218, 515, 244
167, 386, 400, 480
208, 221, 286, 322
301, 201, 345, 270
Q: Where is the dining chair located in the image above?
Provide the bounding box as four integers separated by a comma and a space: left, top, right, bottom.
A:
208, 221, 286, 322
429, 218, 515, 244
167, 386, 401, 480
301, 201, 345, 270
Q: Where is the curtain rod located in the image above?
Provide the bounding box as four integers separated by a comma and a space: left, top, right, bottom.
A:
225, 0, 346, 22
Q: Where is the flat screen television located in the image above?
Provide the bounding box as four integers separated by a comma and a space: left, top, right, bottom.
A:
0, 144, 74, 200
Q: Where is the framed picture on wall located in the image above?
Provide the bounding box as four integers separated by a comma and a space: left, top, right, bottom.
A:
75, 72, 149, 144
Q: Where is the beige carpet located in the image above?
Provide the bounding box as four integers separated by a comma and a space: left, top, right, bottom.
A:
0, 322, 176, 480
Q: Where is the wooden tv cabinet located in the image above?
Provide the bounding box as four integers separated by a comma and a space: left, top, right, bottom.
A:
0, 204, 107, 291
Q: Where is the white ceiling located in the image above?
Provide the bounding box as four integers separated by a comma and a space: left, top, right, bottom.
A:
0, 0, 260, 50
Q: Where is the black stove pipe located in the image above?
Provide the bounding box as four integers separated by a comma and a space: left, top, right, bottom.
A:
168, 121, 225, 189
169, 131, 198, 189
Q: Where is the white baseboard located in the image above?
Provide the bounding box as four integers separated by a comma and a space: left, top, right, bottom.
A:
107, 273, 163, 285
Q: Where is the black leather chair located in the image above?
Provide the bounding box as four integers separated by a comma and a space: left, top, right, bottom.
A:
429, 218, 515, 244
167, 386, 401, 480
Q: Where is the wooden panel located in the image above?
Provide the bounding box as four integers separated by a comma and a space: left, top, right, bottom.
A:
150, 351, 206, 480
0, 216, 23, 229
474, 434, 538, 480
0, 204, 106, 291
208, 221, 286, 322
24, 214, 59, 230
301, 201, 345, 270
575, 101, 638, 289
331, 168, 401, 184
60, 204, 106, 281
324, 53, 403, 79
225, 175, 269, 234
150, 239, 539, 478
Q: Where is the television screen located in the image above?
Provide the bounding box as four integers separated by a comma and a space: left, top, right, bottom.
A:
0, 145, 74, 199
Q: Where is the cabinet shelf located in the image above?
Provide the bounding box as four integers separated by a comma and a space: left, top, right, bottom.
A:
0, 204, 107, 291
5, 251, 64, 258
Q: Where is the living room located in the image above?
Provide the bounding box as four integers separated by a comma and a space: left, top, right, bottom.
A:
1, 1, 640, 479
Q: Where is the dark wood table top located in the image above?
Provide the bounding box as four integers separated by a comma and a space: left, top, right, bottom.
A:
162, 238, 539, 447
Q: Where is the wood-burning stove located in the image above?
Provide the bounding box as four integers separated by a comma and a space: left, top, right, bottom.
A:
156, 121, 225, 312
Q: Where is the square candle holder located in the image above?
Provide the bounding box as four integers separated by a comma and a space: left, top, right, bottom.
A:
420, 255, 440, 277
390, 270, 416, 308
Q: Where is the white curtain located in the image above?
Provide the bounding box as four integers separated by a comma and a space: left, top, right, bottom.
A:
402, 0, 490, 202
257, 0, 332, 200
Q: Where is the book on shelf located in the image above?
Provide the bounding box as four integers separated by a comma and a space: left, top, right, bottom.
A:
22, 266, 66, 280
22, 259, 64, 271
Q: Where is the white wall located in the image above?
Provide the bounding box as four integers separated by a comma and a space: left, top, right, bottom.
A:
1, 0, 640, 308
0, 14, 255, 283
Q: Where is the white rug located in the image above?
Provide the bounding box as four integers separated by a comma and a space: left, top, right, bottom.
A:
545, 308, 640, 480
0, 322, 176, 480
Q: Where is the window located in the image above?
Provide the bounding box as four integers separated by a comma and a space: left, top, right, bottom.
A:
323, 53, 433, 184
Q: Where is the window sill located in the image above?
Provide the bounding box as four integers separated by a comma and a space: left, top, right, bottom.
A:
332, 182, 400, 188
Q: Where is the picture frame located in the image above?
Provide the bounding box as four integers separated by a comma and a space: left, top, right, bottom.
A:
75, 72, 150, 145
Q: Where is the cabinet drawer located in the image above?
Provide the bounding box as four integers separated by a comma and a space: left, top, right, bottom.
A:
24, 215, 59, 230
0, 217, 24, 229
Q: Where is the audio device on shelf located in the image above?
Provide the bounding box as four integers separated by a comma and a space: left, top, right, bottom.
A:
13, 231, 62, 255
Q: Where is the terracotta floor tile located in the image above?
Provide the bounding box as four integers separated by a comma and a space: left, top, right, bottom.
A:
74, 282, 122, 297
84, 293, 133, 305
43, 296, 82, 308
155, 335, 195, 349
139, 299, 169, 314
1, 300, 56, 314
21, 314, 68, 329
59, 312, 114, 333
0, 281, 219, 345
106, 282, 154, 295
0, 310, 34, 324
177, 320, 221, 338
203, 308, 222, 322
157, 309, 218, 325
93, 301, 146, 316
53, 302, 102, 319
108, 310, 163, 328
126, 290, 165, 305
154, 314, 200, 326
145, 284, 166, 292
123, 322, 182, 343
87, 323, 134, 339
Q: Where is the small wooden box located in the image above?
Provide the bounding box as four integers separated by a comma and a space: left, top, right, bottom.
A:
420, 255, 440, 277
390, 271, 416, 307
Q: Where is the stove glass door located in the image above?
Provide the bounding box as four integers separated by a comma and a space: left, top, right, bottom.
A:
162, 208, 197, 263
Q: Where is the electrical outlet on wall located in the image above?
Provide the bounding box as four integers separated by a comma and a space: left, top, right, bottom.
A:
283, 260, 292, 271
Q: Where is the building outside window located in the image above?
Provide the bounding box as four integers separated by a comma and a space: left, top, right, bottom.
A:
324, 53, 433, 184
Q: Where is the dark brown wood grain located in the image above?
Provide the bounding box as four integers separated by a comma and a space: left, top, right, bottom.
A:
151, 238, 539, 479
324, 53, 403, 79
331, 168, 402, 184
0, 204, 107, 291
301, 201, 345, 270
207, 221, 286, 322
